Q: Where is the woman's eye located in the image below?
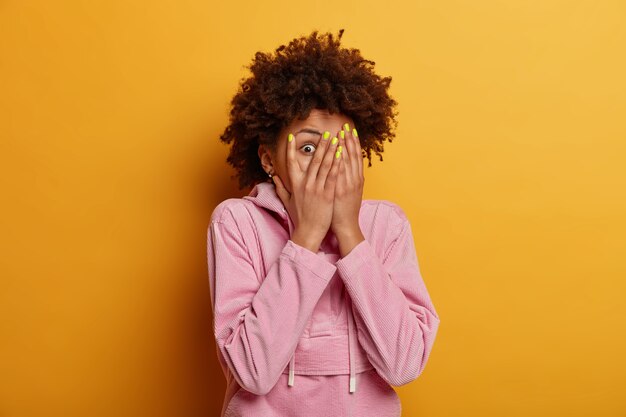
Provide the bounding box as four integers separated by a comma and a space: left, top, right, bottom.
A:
301, 144, 317, 154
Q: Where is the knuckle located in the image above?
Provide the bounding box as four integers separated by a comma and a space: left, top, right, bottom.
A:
318, 138, 329, 150
312, 152, 324, 165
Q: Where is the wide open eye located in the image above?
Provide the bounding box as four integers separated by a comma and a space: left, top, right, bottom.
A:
301, 143, 317, 154
296, 131, 322, 155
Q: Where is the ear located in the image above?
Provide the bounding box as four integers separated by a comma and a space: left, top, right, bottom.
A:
258, 144, 274, 173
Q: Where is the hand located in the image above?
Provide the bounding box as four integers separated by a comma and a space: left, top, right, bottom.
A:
330, 124, 365, 240
272, 130, 343, 252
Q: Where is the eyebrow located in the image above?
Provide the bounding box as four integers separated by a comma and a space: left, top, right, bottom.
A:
295, 128, 322, 136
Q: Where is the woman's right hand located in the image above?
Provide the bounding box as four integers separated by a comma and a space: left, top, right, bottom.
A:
273, 130, 343, 253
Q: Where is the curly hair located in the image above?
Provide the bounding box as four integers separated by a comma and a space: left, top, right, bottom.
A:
219, 28, 399, 190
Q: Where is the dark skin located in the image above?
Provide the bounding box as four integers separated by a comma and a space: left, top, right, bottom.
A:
258, 109, 365, 257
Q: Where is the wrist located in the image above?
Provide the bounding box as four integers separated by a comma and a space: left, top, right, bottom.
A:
333, 222, 363, 240
336, 228, 365, 258
291, 228, 324, 253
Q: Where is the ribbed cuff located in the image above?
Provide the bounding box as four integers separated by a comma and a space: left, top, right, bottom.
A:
282, 239, 338, 282
334, 238, 371, 279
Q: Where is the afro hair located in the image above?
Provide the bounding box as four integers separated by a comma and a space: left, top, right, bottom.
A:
219, 28, 399, 190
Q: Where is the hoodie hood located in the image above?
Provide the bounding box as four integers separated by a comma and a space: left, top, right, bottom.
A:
243, 181, 295, 236
242, 180, 358, 393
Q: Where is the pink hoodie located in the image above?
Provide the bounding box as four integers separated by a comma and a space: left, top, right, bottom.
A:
206, 181, 440, 416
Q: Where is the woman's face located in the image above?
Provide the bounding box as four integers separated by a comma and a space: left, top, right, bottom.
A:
258, 108, 355, 194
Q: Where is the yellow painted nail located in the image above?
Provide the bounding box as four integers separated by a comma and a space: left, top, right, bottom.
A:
335, 150, 341, 159
352, 128, 358, 137
323, 131, 330, 140
331, 137, 338, 145
338, 145, 343, 153
340, 130, 345, 139
343, 123, 350, 131
288, 133, 294, 142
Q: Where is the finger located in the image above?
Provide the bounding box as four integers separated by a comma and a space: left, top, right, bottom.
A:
285, 132, 299, 182
313, 131, 338, 185
303, 130, 328, 182
352, 127, 364, 180
336, 144, 346, 193
336, 135, 350, 192
272, 175, 290, 205
324, 135, 342, 192
346, 123, 359, 180
339, 127, 354, 182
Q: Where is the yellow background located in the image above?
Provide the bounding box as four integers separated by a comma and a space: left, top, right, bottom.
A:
1, 0, 625, 416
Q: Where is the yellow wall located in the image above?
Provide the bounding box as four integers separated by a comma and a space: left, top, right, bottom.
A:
1, 1, 624, 415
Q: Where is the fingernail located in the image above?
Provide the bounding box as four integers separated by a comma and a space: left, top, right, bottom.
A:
335, 149, 341, 159
337, 145, 343, 153
331, 137, 338, 145
323, 131, 330, 140
340, 130, 345, 139
352, 128, 358, 137
343, 123, 350, 131
288, 133, 294, 142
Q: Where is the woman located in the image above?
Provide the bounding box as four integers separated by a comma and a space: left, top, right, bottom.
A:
207, 29, 440, 417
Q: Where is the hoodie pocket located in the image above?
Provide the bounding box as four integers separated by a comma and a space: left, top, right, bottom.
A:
304, 272, 341, 337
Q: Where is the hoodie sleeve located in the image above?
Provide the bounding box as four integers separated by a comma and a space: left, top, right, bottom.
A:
207, 204, 337, 395
334, 205, 440, 387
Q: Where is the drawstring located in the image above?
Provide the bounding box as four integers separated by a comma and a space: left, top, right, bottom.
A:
347, 299, 356, 393
288, 352, 295, 387
286, 299, 357, 393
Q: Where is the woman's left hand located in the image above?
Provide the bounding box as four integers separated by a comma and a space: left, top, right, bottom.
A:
330, 124, 365, 240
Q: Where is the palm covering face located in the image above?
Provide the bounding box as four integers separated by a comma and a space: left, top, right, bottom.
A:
272, 124, 364, 241
331, 125, 364, 237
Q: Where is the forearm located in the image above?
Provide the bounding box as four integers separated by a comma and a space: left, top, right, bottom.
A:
334, 227, 440, 386
211, 227, 337, 395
